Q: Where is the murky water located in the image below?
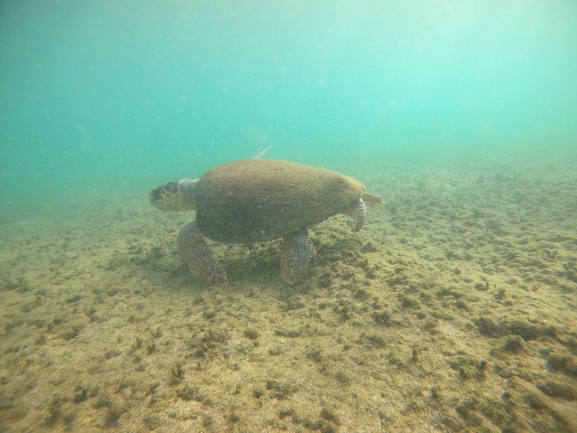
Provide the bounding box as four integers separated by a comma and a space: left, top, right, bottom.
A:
1, 1, 576, 431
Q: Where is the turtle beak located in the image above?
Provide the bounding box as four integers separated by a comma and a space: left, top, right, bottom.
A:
149, 186, 164, 209
149, 180, 196, 211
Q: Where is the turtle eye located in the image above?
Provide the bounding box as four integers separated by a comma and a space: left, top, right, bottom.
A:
151, 188, 162, 201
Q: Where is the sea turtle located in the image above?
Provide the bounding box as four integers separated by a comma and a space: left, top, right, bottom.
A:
150, 155, 382, 285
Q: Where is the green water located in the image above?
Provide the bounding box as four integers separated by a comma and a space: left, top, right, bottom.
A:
1, 0, 576, 209
2, 3, 577, 431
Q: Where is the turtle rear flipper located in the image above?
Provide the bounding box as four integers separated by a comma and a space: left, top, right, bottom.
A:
280, 228, 316, 283
178, 221, 227, 285
349, 198, 366, 232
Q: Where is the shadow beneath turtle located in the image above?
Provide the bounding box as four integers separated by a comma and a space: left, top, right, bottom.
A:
219, 241, 284, 285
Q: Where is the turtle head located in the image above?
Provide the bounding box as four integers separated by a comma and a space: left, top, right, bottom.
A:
150, 179, 198, 211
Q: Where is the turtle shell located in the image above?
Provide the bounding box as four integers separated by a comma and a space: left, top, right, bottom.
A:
194, 159, 365, 244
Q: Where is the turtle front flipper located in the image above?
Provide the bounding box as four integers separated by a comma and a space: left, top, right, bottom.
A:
280, 228, 317, 284
178, 221, 227, 285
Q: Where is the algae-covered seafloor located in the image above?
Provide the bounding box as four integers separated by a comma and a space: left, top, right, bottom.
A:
1, 156, 576, 432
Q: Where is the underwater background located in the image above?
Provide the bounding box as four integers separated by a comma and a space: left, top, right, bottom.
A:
1, 0, 576, 206
1, 1, 577, 432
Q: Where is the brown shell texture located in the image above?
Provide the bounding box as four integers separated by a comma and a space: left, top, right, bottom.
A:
194, 159, 365, 243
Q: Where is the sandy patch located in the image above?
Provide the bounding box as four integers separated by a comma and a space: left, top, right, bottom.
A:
1, 157, 576, 432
